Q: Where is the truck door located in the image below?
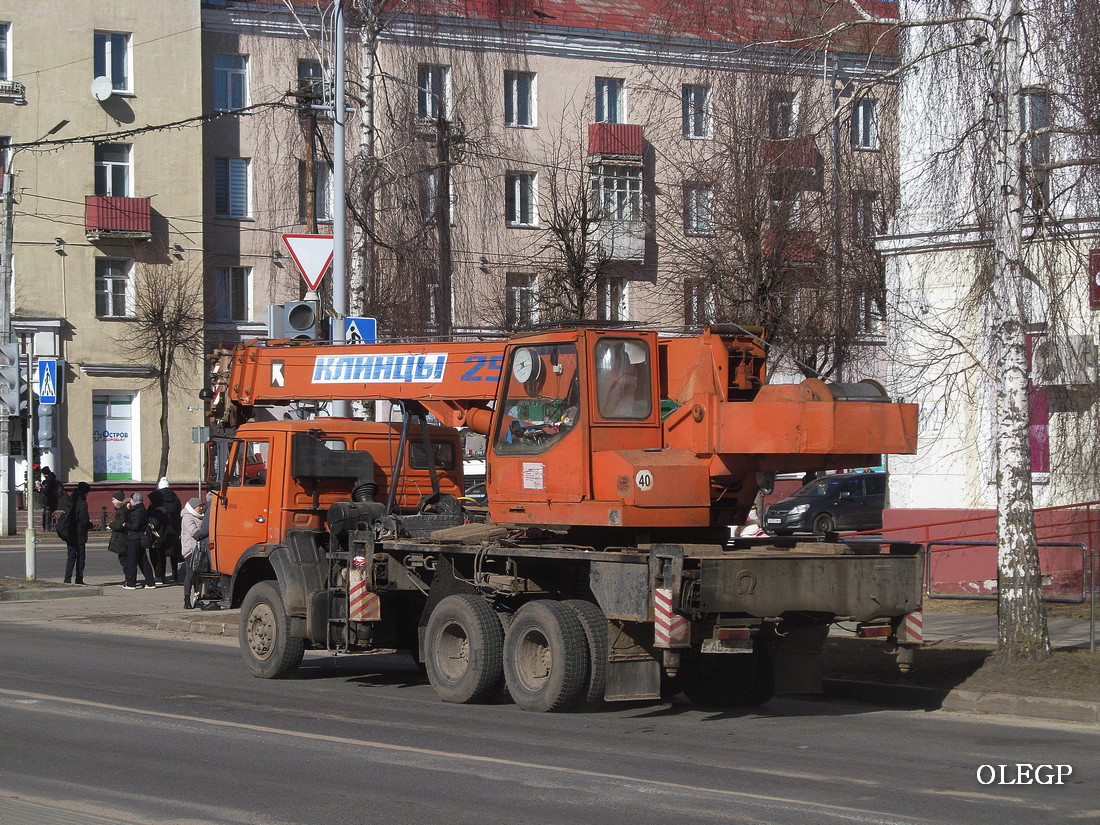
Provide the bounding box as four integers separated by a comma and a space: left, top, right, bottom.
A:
212, 437, 272, 573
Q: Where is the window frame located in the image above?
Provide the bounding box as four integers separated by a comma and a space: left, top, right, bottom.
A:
683, 183, 715, 235
214, 157, 251, 219
1021, 87, 1052, 209
94, 30, 132, 94
683, 278, 717, 326
850, 189, 879, 241
596, 275, 628, 322
505, 272, 538, 329
94, 258, 134, 319
504, 70, 536, 128
767, 91, 797, 140
505, 171, 538, 228
591, 163, 642, 223
595, 77, 624, 124
299, 160, 334, 224
94, 143, 132, 197
0, 22, 10, 82
417, 63, 450, 120
213, 53, 249, 112
851, 98, 879, 150
682, 84, 711, 139
213, 265, 252, 322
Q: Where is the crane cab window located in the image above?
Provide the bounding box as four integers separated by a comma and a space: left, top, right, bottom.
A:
594, 338, 652, 419
410, 441, 455, 469
227, 439, 270, 487
495, 343, 581, 455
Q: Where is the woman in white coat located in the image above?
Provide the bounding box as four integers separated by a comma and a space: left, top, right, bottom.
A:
180, 496, 205, 609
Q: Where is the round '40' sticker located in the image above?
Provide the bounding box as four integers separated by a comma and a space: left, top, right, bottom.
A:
635, 469, 654, 491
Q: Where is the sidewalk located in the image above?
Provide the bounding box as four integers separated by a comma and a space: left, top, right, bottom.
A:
2, 557, 1097, 725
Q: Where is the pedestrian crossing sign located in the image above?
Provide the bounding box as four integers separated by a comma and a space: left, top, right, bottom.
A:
37, 358, 58, 405
344, 317, 377, 345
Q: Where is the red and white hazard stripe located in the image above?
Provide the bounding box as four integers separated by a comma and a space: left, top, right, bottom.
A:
349, 570, 381, 622
654, 587, 690, 648
900, 610, 923, 644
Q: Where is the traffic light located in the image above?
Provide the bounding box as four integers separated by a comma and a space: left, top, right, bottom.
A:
266, 301, 320, 340
36, 403, 55, 443
0, 343, 21, 416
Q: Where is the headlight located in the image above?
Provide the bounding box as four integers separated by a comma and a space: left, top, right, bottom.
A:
788, 503, 809, 516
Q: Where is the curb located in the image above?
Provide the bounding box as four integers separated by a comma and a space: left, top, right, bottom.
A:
157, 612, 239, 637
0, 586, 105, 602
823, 679, 949, 710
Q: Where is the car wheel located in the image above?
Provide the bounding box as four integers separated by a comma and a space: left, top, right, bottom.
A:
812, 513, 835, 537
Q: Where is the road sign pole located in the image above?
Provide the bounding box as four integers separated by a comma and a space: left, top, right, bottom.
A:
25, 336, 36, 579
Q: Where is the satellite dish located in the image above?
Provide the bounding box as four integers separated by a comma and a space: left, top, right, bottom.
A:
91, 76, 114, 102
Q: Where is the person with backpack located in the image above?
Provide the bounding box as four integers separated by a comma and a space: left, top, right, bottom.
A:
106, 490, 129, 573
60, 482, 93, 585
122, 492, 155, 590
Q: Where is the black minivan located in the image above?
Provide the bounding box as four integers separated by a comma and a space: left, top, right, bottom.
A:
763, 472, 887, 536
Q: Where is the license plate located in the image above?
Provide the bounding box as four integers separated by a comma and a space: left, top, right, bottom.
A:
767, 518, 782, 524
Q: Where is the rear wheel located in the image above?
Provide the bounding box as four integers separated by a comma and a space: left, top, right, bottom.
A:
504, 600, 588, 712
424, 594, 504, 704
563, 599, 609, 705
240, 581, 306, 679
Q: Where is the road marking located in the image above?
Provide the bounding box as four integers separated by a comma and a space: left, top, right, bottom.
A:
0, 687, 1055, 823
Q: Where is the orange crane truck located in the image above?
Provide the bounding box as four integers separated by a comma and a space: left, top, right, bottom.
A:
203, 325, 922, 711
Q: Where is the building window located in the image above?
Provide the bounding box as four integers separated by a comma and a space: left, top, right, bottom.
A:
505, 172, 537, 227
93, 393, 135, 481
770, 192, 803, 230
851, 98, 878, 150
419, 168, 442, 224
417, 64, 450, 120
94, 143, 131, 197
506, 272, 538, 328
1, 23, 10, 82
682, 84, 710, 138
684, 279, 717, 326
213, 266, 251, 322
592, 164, 642, 222
850, 190, 879, 241
860, 290, 886, 336
596, 275, 627, 322
1021, 88, 1052, 209
505, 70, 535, 127
215, 157, 250, 218
214, 54, 249, 111
683, 184, 714, 235
95, 258, 132, 318
1026, 332, 1051, 474
94, 31, 131, 93
595, 77, 624, 124
299, 161, 333, 223
767, 91, 796, 140
298, 59, 325, 102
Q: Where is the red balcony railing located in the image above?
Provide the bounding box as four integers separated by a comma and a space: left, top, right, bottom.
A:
85, 196, 152, 240
763, 136, 821, 169
588, 123, 644, 157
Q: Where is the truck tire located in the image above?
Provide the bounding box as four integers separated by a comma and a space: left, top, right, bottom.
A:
680, 651, 773, 708
504, 600, 588, 712
424, 594, 505, 704
564, 599, 608, 705
239, 581, 306, 679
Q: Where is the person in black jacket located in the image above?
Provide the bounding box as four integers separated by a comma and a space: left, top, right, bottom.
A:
122, 492, 155, 590
62, 482, 94, 585
37, 466, 62, 531
106, 490, 129, 576
148, 477, 183, 585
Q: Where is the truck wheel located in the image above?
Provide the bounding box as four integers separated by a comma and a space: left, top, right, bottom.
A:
424, 594, 504, 704
812, 513, 834, 537
504, 600, 588, 712
564, 599, 609, 705
680, 652, 771, 708
239, 581, 306, 679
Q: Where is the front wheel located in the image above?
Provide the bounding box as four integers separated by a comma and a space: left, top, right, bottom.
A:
239, 581, 306, 679
812, 513, 835, 537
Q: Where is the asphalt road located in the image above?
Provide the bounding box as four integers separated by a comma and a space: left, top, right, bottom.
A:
2, 621, 1097, 825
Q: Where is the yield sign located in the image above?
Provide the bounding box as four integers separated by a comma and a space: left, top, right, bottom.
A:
282, 233, 334, 291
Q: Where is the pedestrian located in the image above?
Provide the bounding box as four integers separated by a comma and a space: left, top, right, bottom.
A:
180, 496, 206, 609
106, 490, 129, 578
62, 482, 94, 585
37, 466, 62, 531
148, 477, 183, 585
122, 492, 155, 590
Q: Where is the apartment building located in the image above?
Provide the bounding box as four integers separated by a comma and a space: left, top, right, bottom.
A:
1, 2, 205, 492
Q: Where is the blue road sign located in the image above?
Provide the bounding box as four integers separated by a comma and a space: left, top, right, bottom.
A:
38, 358, 58, 404
344, 317, 378, 345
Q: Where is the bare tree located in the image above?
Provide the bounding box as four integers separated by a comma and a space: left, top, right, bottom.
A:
119, 260, 205, 478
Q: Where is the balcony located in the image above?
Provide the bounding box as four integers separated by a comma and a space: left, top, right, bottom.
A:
0, 80, 28, 106
85, 196, 152, 241
593, 220, 646, 262
588, 123, 644, 159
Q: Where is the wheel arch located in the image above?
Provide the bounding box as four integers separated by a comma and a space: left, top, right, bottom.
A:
229, 530, 326, 614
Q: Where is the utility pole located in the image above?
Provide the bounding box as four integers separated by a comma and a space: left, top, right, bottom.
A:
435, 111, 454, 338
1, 157, 18, 536
332, 0, 350, 416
